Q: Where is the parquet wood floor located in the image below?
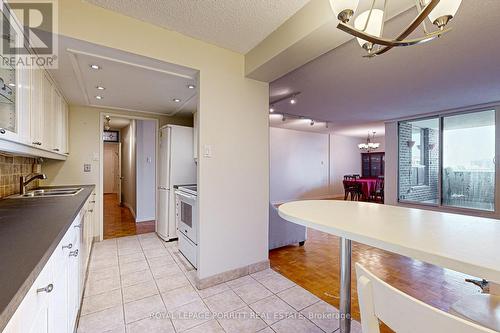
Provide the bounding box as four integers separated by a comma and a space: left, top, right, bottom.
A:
103, 193, 155, 239
270, 228, 479, 333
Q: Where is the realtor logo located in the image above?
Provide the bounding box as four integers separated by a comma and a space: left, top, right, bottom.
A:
1, 0, 58, 68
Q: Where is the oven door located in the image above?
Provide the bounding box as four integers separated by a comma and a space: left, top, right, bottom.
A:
175, 191, 198, 244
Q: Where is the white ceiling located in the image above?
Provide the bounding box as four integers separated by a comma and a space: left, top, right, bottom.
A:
49, 35, 198, 116
84, 0, 310, 54
270, 1, 500, 138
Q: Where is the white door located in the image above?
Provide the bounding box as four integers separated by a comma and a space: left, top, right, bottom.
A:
118, 142, 122, 204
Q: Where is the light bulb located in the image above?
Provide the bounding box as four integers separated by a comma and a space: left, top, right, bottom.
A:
423, 0, 462, 29
329, 0, 360, 23
269, 106, 275, 113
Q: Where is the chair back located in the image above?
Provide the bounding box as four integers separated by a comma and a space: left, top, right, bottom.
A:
344, 175, 354, 180
355, 263, 496, 333
353, 174, 361, 179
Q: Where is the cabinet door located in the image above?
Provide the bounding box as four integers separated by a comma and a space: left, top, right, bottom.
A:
0, 11, 20, 142
16, 56, 31, 144
50, 232, 72, 333
52, 89, 63, 153
30, 67, 44, 147
62, 101, 69, 154
42, 74, 54, 151
68, 218, 81, 332
19, 256, 54, 333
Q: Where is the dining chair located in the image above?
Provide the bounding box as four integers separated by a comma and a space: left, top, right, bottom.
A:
355, 263, 496, 333
343, 180, 361, 201
371, 177, 384, 202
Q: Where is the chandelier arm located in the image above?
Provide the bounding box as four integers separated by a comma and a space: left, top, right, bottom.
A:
337, 22, 451, 48
370, 0, 441, 56
362, 0, 378, 32
415, 0, 429, 34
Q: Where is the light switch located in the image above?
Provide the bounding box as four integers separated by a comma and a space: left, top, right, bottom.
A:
203, 145, 212, 158
84, 164, 91, 172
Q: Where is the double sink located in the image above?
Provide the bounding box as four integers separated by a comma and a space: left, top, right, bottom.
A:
10, 187, 83, 198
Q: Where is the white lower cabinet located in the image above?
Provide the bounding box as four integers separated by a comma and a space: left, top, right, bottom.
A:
3, 191, 95, 333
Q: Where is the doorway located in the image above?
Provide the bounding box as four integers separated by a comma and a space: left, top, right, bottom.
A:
102, 115, 157, 239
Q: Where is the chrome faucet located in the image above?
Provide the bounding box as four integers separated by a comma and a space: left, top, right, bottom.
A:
20, 173, 47, 195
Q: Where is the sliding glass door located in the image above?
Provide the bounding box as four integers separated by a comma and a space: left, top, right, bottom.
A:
398, 109, 496, 212
442, 110, 496, 211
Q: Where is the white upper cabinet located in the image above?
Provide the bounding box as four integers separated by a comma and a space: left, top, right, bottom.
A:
0, 5, 69, 159
30, 67, 45, 148
0, 8, 22, 142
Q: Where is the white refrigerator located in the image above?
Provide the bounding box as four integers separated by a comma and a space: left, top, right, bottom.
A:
157, 125, 196, 241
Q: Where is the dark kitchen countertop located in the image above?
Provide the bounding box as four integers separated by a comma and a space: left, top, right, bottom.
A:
0, 185, 95, 331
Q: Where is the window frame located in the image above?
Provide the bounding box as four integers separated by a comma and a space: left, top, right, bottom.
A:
397, 106, 498, 214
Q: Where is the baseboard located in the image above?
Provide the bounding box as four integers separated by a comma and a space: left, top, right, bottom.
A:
136, 217, 155, 223
122, 202, 136, 219
194, 259, 270, 290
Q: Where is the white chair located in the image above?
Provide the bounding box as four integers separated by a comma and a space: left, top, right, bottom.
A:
355, 263, 497, 333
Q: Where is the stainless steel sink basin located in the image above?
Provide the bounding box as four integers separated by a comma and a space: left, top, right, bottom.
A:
9, 187, 84, 198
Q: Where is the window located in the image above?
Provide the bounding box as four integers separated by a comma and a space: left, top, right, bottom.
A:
399, 118, 440, 204
398, 110, 496, 211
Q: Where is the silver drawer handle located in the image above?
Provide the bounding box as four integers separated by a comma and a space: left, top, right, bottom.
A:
74, 224, 81, 228
62, 243, 73, 250
37, 284, 53, 293
88, 209, 94, 213
53, 148, 60, 152
69, 249, 79, 257
32, 141, 42, 146
90, 200, 96, 203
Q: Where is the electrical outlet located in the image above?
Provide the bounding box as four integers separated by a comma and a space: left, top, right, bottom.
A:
84, 164, 91, 172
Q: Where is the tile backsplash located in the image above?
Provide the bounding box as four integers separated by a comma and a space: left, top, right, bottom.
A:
0, 154, 42, 198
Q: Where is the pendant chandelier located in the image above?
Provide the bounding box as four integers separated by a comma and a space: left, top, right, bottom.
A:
329, 0, 462, 57
358, 132, 380, 152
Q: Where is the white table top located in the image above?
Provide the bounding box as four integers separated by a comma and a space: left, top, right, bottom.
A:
278, 200, 500, 282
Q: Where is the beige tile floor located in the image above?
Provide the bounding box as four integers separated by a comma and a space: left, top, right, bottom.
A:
78, 233, 362, 333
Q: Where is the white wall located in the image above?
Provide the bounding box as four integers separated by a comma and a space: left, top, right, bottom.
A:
121, 121, 137, 217
136, 120, 156, 222
54, 0, 269, 280
384, 122, 398, 206
330, 134, 362, 196
270, 128, 330, 203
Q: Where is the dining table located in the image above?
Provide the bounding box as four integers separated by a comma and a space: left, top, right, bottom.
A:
344, 178, 379, 199
278, 200, 500, 333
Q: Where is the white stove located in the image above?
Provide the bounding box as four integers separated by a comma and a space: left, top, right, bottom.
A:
175, 185, 198, 268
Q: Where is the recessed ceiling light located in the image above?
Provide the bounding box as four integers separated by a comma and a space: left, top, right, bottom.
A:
290, 97, 297, 105
187, 84, 196, 89
173, 98, 181, 103
95, 95, 103, 100
96, 86, 105, 90
269, 106, 275, 113
90, 64, 101, 70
